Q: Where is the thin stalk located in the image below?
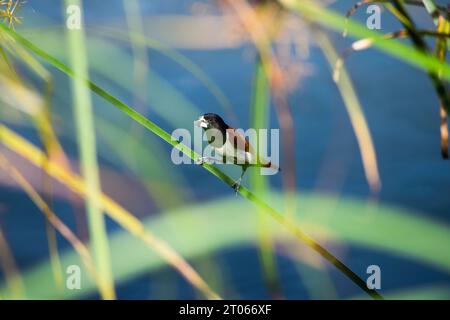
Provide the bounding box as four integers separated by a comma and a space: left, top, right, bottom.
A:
45, 221, 63, 289
91, 26, 237, 124
422, 0, 450, 159
1, 36, 66, 287
344, 0, 448, 30
0, 226, 25, 299
434, 15, 449, 158
317, 31, 381, 192
0, 44, 14, 71
389, 0, 450, 118
0, 27, 383, 299
250, 58, 281, 297
36, 68, 64, 292
64, 0, 115, 299
421, 0, 441, 25
0, 153, 95, 278
225, 0, 297, 196
123, 0, 149, 133
0, 125, 221, 300
277, 0, 450, 81
280, 0, 450, 159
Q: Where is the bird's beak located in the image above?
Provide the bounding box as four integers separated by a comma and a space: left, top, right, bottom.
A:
194, 117, 208, 129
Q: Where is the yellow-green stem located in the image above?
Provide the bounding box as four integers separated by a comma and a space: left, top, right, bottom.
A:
64, 0, 115, 299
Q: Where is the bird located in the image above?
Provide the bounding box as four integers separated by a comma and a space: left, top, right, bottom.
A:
193, 113, 279, 192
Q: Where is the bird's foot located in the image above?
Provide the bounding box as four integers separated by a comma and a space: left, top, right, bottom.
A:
231, 180, 241, 195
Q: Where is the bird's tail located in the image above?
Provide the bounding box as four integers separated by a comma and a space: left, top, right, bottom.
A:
262, 161, 281, 172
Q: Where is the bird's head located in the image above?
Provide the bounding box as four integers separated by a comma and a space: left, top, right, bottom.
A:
194, 113, 227, 131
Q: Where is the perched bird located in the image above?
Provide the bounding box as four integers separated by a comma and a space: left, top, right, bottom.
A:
194, 113, 278, 192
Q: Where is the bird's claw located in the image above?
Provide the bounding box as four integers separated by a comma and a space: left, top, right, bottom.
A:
195, 157, 204, 165
231, 181, 241, 195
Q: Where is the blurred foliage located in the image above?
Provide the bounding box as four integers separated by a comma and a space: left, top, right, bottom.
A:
1, 193, 448, 299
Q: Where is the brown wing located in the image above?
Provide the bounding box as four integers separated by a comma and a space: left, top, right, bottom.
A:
226, 128, 252, 153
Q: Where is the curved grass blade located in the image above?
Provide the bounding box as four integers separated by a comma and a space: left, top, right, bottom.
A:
250, 58, 281, 297
333, 29, 450, 83
92, 26, 237, 122
0, 226, 25, 299
317, 32, 381, 193
17, 28, 202, 130
278, 0, 450, 83
95, 117, 191, 208
387, 0, 450, 120
0, 125, 221, 300
0, 153, 96, 280
0, 26, 383, 299
0, 40, 67, 289
434, 15, 449, 158
421, 0, 441, 25
280, 0, 450, 160
123, 0, 149, 120
5, 192, 450, 299
20, 29, 193, 207
343, 0, 447, 36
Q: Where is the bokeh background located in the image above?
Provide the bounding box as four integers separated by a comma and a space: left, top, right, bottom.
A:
0, 0, 449, 299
